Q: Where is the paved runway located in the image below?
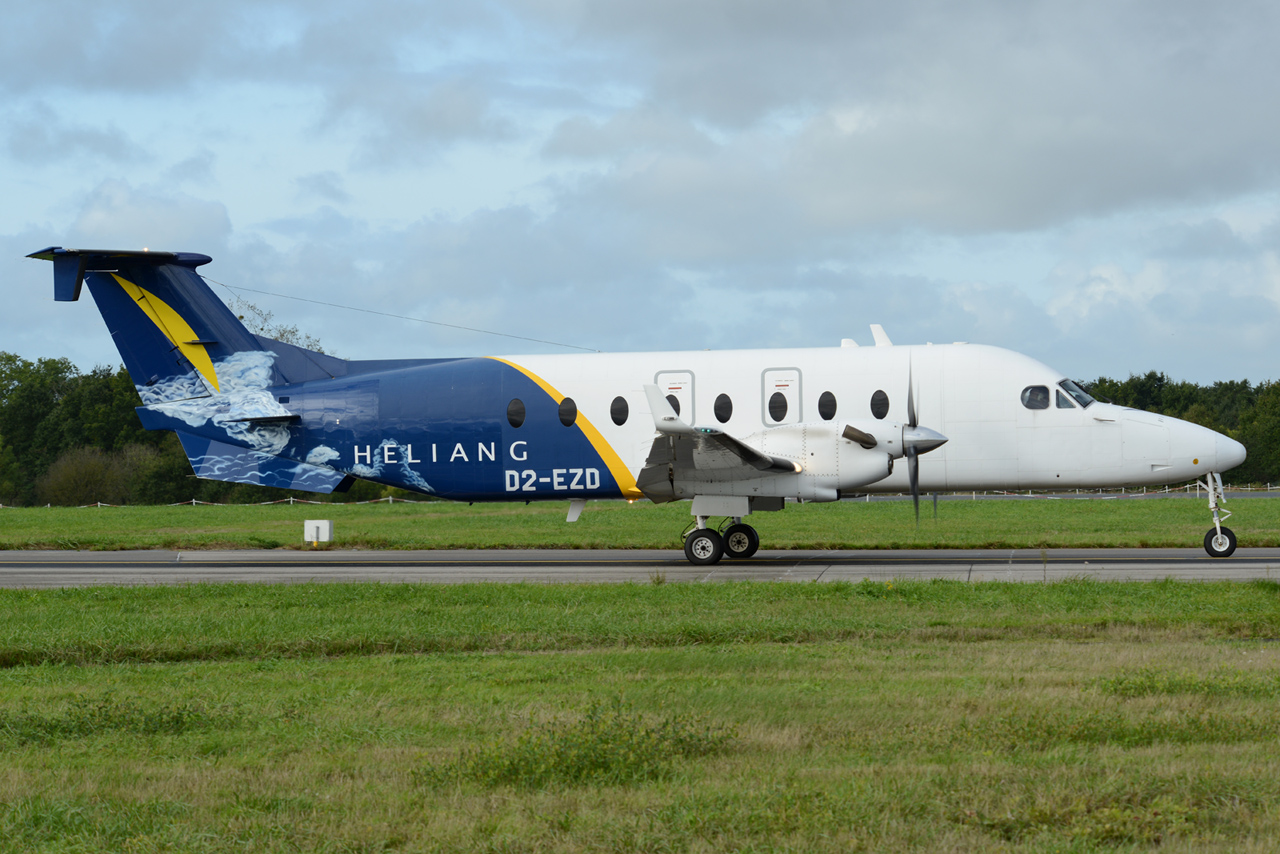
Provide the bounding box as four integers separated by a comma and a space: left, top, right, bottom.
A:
2, 547, 1279, 587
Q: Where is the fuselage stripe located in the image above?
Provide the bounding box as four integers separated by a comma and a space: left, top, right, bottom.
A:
488, 357, 643, 499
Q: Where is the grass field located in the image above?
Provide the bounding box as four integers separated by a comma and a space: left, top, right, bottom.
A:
2, 494, 1279, 551
3, 580, 1280, 852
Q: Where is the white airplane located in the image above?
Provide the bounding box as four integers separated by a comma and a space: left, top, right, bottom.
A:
30, 247, 1248, 563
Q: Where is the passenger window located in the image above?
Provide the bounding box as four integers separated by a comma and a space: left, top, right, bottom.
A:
507, 399, 526, 428
611, 396, 628, 426
714, 393, 732, 423
818, 391, 837, 421
870, 389, 889, 420
768, 392, 788, 422
559, 397, 577, 426
1021, 386, 1049, 410
665, 395, 681, 416
1056, 390, 1076, 409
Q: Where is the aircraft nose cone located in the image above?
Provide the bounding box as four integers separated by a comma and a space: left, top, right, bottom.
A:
1216, 434, 1246, 471
903, 425, 948, 455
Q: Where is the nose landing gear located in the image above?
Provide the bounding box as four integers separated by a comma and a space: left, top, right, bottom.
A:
1201, 472, 1237, 558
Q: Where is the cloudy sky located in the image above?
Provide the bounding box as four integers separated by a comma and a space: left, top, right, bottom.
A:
5, 0, 1280, 383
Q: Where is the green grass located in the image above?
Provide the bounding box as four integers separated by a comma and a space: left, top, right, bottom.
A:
3, 580, 1280, 851
3, 578, 1279, 668
418, 697, 737, 790
2, 494, 1278, 550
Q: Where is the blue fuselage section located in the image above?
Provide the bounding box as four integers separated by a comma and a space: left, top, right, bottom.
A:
139, 357, 623, 500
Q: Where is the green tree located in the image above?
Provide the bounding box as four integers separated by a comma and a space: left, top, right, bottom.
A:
0, 353, 80, 503
0, 435, 23, 506
35, 447, 128, 506
228, 297, 329, 354
1234, 381, 1280, 485
127, 435, 198, 505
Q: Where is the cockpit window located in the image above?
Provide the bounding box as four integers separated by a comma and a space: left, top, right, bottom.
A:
1056, 390, 1075, 409
1021, 386, 1049, 410
1059, 379, 1095, 409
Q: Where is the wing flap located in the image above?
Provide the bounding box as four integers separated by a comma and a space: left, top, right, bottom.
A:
637, 384, 800, 502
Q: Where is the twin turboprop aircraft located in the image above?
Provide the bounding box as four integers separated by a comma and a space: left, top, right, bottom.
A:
30, 247, 1248, 563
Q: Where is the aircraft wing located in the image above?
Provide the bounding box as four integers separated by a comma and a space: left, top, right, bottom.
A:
636, 384, 799, 500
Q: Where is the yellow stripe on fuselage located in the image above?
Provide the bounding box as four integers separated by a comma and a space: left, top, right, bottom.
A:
489, 357, 642, 499
112, 274, 220, 392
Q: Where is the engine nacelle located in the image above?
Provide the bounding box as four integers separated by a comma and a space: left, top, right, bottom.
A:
748, 420, 897, 499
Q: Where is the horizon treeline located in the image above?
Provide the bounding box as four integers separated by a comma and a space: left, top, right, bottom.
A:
1, 350, 1278, 506
0, 352, 391, 507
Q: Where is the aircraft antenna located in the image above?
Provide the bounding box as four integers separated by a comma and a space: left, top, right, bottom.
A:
203, 277, 602, 353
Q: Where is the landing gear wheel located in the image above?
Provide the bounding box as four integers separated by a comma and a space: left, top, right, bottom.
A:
684, 529, 724, 566
1204, 527, 1237, 558
722, 523, 760, 559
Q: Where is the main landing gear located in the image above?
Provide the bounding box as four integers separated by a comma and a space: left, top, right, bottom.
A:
683, 516, 760, 566
1202, 472, 1237, 558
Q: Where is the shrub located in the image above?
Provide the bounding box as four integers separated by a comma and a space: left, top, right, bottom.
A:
35, 447, 128, 506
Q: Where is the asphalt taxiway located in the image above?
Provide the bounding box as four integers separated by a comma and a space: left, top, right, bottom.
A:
1, 547, 1278, 587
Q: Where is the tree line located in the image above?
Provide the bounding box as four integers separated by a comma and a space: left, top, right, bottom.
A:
1, 351, 1278, 506
0, 352, 388, 506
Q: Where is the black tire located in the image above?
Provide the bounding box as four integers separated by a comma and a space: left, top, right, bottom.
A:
684, 529, 724, 566
1204, 526, 1237, 558
722, 523, 760, 559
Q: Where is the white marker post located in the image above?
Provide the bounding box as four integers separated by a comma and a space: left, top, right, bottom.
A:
304, 520, 333, 548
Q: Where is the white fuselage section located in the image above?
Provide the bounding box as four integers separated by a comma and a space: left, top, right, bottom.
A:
502, 342, 1245, 497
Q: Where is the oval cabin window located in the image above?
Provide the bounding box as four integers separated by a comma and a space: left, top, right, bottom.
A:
666, 394, 681, 416
559, 397, 578, 426
714, 393, 733, 423
818, 391, 837, 421
870, 390, 889, 420
507, 399, 526, 428
610, 395, 628, 426
768, 391, 788, 423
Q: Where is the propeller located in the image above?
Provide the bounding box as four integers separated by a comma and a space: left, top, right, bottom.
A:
901, 358, 948, 524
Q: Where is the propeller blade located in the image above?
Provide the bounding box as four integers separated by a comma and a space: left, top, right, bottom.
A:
907, 446, 920, 525
906, 358, 917, 428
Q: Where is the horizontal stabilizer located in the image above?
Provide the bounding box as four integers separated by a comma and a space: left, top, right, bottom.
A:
27, 247, 210, 302
175, 432, 351, 493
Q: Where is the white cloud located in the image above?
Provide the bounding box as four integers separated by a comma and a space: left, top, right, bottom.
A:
5, 0, 1280, 387
294, 171, 351, 205
2, 103, 148, 165
67, 181, 232, 252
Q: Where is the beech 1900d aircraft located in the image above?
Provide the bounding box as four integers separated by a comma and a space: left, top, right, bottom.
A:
29, 247, 1248, 564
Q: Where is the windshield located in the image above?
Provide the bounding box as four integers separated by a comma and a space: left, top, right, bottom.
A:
1059, 379, 1095, 409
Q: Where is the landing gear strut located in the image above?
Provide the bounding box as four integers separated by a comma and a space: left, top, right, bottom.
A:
681, 497, 778, 565
1201, 472, 1237, 558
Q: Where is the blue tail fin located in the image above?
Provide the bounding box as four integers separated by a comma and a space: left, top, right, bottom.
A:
27, 247, 343, 397
29, 247, 356, 494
